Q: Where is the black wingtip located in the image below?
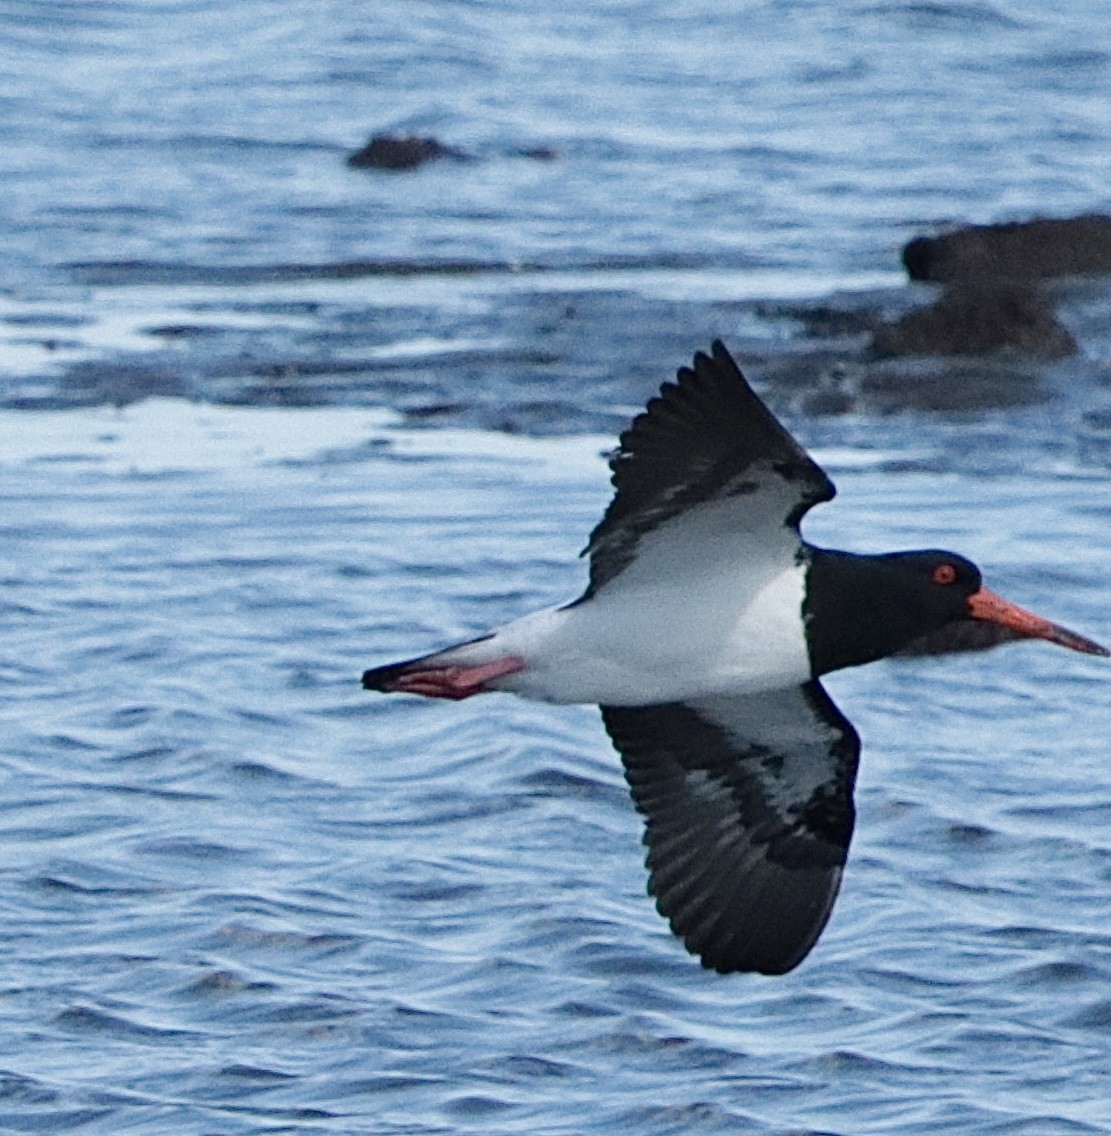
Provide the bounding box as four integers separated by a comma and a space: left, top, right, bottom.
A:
709, 338, 735, 366
680, 339, 752, 402
362, 659, 414, 691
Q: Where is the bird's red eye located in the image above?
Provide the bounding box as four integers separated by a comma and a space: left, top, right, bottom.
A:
932, 563, 958, 585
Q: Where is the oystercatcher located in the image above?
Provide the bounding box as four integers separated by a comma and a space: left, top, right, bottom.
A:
362, 340, 1106, 974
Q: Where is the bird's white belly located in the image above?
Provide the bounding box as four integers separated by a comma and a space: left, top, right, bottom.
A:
490, 560, 812, 706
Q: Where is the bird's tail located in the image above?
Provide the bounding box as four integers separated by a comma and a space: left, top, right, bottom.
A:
361, 651, 440, 692
361, 635, 524, 700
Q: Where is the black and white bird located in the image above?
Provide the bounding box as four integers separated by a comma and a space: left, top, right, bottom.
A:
363, 340, 1106, 975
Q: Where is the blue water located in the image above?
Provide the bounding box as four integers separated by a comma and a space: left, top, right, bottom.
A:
3, 2, 1111, 1133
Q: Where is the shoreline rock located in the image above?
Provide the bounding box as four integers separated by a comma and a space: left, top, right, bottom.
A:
871, 281, 1076, 360
903, 214, 1111, 283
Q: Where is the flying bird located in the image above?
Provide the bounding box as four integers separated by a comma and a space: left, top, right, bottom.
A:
363, 340, 1106, 975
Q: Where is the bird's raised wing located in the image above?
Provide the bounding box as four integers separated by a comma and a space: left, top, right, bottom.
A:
583, 340, 834, 595
601, 681, 860, 975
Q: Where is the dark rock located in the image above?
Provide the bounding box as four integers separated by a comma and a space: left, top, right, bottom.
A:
903, 214, 1111, 283
870, 282, 1076, 360
346, 133, 469, 171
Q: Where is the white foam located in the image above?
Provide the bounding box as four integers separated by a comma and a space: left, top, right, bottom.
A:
0, 399, 397, 474
0, 397, 613, 480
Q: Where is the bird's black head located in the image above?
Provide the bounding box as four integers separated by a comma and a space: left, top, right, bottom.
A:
805, 546, 1107, 675
804, 548, 985, 676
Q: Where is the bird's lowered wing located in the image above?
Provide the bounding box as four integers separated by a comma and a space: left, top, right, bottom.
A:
583, 340, 834, 596
602, 681, 861, 975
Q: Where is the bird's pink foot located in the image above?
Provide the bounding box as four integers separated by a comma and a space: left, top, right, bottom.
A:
387, 656, 526, 700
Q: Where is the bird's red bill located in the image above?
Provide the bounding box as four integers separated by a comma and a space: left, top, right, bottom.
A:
968, 588, 1108, 656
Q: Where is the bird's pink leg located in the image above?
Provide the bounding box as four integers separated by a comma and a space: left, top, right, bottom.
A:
387, 656, 526, 700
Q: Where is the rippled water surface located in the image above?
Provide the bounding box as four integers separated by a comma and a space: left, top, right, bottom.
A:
4, 2, 1111, 1133
4, 402, 1111, 1135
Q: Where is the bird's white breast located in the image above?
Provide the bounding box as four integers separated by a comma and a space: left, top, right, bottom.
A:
487, 558, 812, 706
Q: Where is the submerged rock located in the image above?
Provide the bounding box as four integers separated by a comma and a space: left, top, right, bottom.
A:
903, 214, 1111, 283
346, 133, 469, 171
859, 358, 1047, 413
871, 282, 1076, 360
346, 134, 558, 171
753, 300, 881, 340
